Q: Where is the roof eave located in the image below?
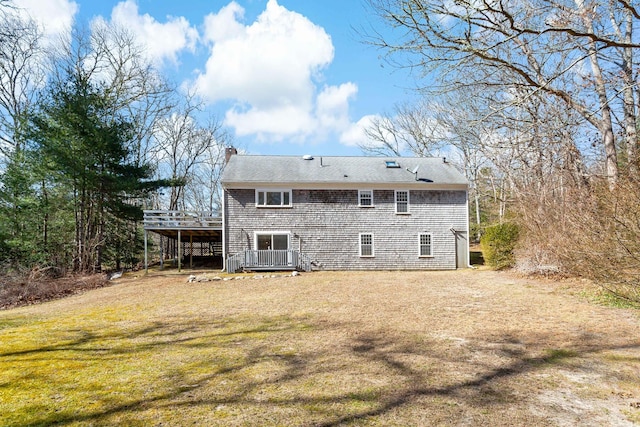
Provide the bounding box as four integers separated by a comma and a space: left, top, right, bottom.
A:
221, 181, 468, 191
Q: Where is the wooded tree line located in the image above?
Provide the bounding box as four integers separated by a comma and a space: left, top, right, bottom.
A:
0, 4, 229, 275
365, 0, 640, 301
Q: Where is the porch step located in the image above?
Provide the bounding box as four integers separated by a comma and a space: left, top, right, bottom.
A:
227, 249, 311, 273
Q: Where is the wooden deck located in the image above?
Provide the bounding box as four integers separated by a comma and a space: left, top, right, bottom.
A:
143, 210, 222, 238
142, 210, 223, 272
227, 250, 312, 273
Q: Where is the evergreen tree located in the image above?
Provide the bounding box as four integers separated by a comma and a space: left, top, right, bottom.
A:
27, 69, 169, 272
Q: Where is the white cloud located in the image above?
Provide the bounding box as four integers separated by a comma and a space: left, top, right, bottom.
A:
12, 0, 78, 46
193, 0, 359, 144
316, 83, 358, 130
196, 0, 333, 106
101, 0, 198, 66
202, 2, 245, 43
340, 115, 380, 147
226, 105, 316, 141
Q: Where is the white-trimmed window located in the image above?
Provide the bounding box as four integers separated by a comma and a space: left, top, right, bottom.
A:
359, 233, 374, 257
256, 189, 292, 207
255, 232, 290, 250
419, 233, 433, 257
395, 190, 410, 214
358, 190, 374, 207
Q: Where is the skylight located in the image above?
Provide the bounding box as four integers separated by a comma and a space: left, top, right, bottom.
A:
385, 160, 401, 168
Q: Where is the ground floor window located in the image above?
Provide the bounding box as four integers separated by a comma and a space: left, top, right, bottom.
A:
359, 233, 374, 257
419, 233, 433, 257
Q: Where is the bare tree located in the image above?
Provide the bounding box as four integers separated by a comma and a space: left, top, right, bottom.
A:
184, 142, 228, 214
154, 94, 228, 211
89, 21, 175, 167
48, 23, 174, 167
367, 0, 640, 186
611, 3, 639, 175
0, 8, 44, 155
363, 101, 448, 157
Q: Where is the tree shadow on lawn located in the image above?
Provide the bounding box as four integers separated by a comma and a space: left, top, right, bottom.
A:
319, 333, 640, 426
1, 315, 639, 426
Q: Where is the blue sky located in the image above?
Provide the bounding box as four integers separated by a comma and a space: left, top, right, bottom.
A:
13, 0, 418, 156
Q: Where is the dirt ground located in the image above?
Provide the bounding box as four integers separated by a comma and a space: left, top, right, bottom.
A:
2, 269, 639, 425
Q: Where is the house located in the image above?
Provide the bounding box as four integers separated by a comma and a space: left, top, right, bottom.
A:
221, 151, 469, 272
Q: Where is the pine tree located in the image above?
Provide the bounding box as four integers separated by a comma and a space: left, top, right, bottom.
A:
27, 70, 169, 272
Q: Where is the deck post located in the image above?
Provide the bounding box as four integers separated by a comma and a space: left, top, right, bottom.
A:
144, 229, 148, 274
159, 235, 164, 270
178, 230, 182, 272
189, 234, 193, 269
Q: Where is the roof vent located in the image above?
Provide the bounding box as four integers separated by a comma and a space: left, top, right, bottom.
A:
303, 154, 314, 160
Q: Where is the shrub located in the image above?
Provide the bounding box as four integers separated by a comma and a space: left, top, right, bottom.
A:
550, 178, 640, 303
480, 222, 519, 270
510, 166, 640, 302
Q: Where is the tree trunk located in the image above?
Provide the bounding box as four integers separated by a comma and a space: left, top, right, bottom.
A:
577, 0, 619, 185
621, 10, 638, 175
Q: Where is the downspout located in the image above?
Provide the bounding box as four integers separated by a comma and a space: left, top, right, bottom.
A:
221, 147, 235, 273
465, 188, 473, 269
144, 229, 148, 274
221, 186, 226, 273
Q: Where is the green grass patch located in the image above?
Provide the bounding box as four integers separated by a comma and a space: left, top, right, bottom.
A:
585, 288, 640, 309
0, 308, 317, 426
602, 353, 640, 363
544, 348, 579, 363
623, 408, 640, 424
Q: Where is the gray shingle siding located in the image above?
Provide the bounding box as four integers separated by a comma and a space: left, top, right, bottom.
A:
224, 188, 467, 270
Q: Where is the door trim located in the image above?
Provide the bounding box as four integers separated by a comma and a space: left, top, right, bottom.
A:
254, 231, 291, 250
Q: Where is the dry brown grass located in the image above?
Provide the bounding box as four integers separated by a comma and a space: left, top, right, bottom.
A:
1, 269, 639, 426
0, 272, 109, 310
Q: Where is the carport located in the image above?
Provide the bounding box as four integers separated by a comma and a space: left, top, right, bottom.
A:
142, 210, 223, 272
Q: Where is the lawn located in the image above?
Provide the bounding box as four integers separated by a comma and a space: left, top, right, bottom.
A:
1, 270, 639, 426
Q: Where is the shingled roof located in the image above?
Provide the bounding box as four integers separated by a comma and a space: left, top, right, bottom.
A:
221, 155, 468, 189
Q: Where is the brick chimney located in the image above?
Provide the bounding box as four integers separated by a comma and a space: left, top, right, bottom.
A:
225, 146, 237, 163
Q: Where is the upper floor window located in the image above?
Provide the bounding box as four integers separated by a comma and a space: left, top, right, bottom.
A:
395, 190, 410, 214
256, 189, 292, 207
358, 190, 374, 207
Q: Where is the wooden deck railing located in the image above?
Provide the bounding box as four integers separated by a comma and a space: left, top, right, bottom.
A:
143, 210, 222, 229
227, 250, 311, 273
